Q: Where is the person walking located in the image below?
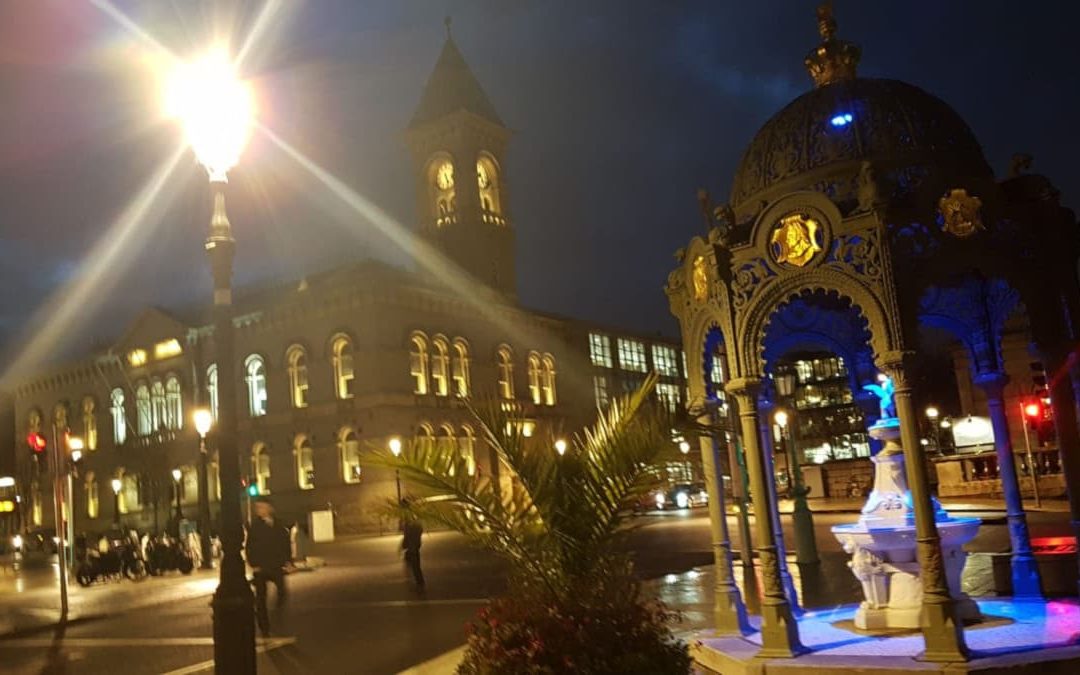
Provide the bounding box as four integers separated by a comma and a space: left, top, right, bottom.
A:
246, 497, 291, 636
401, 513, 425, 591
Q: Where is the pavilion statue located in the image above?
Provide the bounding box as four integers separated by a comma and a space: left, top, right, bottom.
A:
666, 2, 1080, 667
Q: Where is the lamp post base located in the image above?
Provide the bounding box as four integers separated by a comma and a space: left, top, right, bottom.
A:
212, 584, 256, 673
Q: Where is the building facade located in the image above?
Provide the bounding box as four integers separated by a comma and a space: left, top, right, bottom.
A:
10, 34, 686, 536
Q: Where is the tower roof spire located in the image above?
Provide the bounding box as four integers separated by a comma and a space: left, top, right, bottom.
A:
803, 2, 862, 88
408, 22, 503, 129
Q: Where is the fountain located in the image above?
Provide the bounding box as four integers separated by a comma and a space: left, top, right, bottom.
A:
832, 377, 982, 630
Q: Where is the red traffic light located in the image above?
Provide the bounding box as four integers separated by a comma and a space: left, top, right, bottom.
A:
1023, 402, 1042, 420
26, 432, 46, 453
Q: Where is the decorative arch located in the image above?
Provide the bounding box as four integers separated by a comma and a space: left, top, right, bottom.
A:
293, 433, 314, 490
338, 426, 362, 484
286, 344, 310, 408
917, 275, 1023, 375
477, 151, 503, 218
252, 442, 271, 495
425, 152, 457, 224
329, 332, 355, 399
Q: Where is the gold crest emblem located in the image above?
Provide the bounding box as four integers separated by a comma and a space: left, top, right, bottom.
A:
770, 214, 822, 267
938, 188, 983, 238
691, 255, 708, 301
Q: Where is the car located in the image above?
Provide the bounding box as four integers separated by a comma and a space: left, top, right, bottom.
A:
654, 483, 709, 510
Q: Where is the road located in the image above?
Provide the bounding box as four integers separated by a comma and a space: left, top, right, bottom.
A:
0, 510, 1072, 674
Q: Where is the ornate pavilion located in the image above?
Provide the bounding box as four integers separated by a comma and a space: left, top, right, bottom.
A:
666, 3, 1080, 664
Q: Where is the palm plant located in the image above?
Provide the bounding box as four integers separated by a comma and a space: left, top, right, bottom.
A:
371, 373, 691, 673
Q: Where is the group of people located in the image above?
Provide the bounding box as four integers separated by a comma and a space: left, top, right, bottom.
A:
244, 497, 427, 636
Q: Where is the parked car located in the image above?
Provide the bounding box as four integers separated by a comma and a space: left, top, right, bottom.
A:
654, 483, 709, 510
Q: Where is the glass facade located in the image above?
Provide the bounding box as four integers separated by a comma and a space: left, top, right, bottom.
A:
589, 333, 613, 368
777, 354, 869, 463
652, 345, 679, 377
617, 338, 648, 372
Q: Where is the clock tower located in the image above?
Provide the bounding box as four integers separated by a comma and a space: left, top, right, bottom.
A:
406, 23, 516, 298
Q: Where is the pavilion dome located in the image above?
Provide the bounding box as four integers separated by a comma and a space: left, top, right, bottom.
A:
730, 6, 992, 212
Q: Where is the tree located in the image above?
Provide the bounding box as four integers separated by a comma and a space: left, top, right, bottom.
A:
374, 372, 691, 674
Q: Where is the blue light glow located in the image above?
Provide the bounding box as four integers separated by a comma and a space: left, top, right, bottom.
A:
830, 113, 854, 127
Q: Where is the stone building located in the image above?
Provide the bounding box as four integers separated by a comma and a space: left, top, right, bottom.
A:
9, 34, 686, 536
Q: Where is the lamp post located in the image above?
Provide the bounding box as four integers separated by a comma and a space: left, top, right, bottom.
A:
388, 437, 403, 504
194, 408, 214, 569
172, 468, 183, 519
164, 48, 256, 673
926, 406, 942, 454
679, 439, 692, 480
774, 372, 820, 565
111, 478, 122, 527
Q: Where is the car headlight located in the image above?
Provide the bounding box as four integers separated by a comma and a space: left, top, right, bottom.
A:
675, 492, 690, 509
12, 534, 22, 550
654, 493, 666, 506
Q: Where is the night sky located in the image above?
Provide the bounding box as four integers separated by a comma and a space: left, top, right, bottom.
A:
0, 1, 1077, 377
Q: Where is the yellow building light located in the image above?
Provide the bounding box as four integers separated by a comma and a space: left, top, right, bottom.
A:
0, 500, 15, 513
154, 339, 183, 360
128, 349, 148, 367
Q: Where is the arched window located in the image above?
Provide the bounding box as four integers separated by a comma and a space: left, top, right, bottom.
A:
497, 346, 514, 400
135, 384, 151, 436
527, 352, 542, 405
295, 435, 314, 490
286, 345, 309, 409
252, 443, 271, 495
206, 364, 219, 421
340, 428, 362, 484
118, 470, 139, 514
110, 389, 126, 445
80, 396, 97, 450
165, 375, 183, 429
452, 339, 470, 397
210, 455, 221, 501
53, 402, 68, 432
427, 155, 456, 226
180, 465, 197, 503
477, 154, 502, 217
150, 379, 166, 431
331, 335, 355, 399
27, 408, 42, 434
415, 423, 435, 454
541, 354, 557, 406
459, 425, 477, 477
85, 472, 99, 519
431, 336, 450, 397
245, 355, 268, 417
410, 333, 429, 395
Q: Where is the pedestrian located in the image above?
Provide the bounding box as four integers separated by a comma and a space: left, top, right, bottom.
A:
401, 510, 425, 591
245, 497, 292, 636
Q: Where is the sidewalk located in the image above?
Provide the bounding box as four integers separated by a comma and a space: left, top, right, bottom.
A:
765, 496, 1071, 514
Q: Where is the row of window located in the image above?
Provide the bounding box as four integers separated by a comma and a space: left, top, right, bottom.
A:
591, 374, 685, 414
588, 333, 682, 378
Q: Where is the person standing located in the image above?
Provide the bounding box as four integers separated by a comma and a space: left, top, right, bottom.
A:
246, 497, 291, 636
401, 515, 425, 591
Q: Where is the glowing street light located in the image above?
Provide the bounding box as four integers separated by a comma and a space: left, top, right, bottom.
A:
554, 439, 568, 456
193, 408, 214, 570
388, 437, 403, 507
111, 478, 123, 526
679, 440, 691, 454
164, 46, 256, 671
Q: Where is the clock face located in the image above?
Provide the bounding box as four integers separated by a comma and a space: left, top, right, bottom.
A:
476, 162, 490, 189
435, 162, 454, 190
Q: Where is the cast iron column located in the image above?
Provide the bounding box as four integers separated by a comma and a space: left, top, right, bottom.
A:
880, 354, 968, 661
784, 411, 819, 564
697, 411, 751, 635
755, 396, 802, 614
198, 435, 213, 569
727, 377, 803, 658
206, 181, 256, 672
972, 371, 1041, 596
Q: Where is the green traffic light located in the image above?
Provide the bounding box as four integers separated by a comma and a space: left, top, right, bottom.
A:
246, 484, 259, 497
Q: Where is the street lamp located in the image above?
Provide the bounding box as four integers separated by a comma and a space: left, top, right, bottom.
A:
925, 406, 942, 454
194, 408, 214, 569
164, 47, 256, 673
772, 370, 820, 565
172, 468, 184, 519
554, 439, 568, 456
111, 478, 122, 527
388, 437, 403, 505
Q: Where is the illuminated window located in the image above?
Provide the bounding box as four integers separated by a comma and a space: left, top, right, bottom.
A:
589, 333, 613, 368
541, 354, 557, 406
617, 338, 647, 372
458, 425, 476, 476
110, 389, 126, 445
82, 396, 97, 450
245, 355, 268, 417
451, 339, 470, 397
496, 345, 514, 400
340, 428, 362, 484
295, 435, 314, 490
830, 112, 853, 127
252, 443, 271, 495
593, 375, 609, 409
31, 482, 42, 526
206, 364, 219, 421
331, 334, 355, 399
709, 354, 725, 386
651, 345, 679, 378
431, 336, 450, 397
154, 338, 183, 360
410, 333, 429, 395
135, 384, 151, 436
119, 471, 139, 514
657, 383, 681, 414
527, 352, 542, 404
477, 154, 502, 218
85, 472, 99, 519
286, 345, 309, 408
428, 155, 456, 226
437, 424, 455, 455
416, 423, 435, 454
53, 403, 68, 432
128, 349, 147, 367
181, 465, 198, 503
150, 379, 166, 431
165, 376, 182, 430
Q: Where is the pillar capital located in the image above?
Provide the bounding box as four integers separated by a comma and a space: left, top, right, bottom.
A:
875, 350, 916, 390
972, 370, 1009, 397
725, 376, 763, 406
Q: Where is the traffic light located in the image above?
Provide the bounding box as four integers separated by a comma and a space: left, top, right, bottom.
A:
1023, 400, 1042, 422
1031, 361, 1051, 404
26, 432, 46, 455
241, 476, 258, 497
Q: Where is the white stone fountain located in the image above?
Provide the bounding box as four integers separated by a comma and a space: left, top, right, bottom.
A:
832, 379, 981, 630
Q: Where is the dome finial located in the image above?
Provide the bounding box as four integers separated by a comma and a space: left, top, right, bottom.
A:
444, 15, 453, 39
804, 2, 861, 88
